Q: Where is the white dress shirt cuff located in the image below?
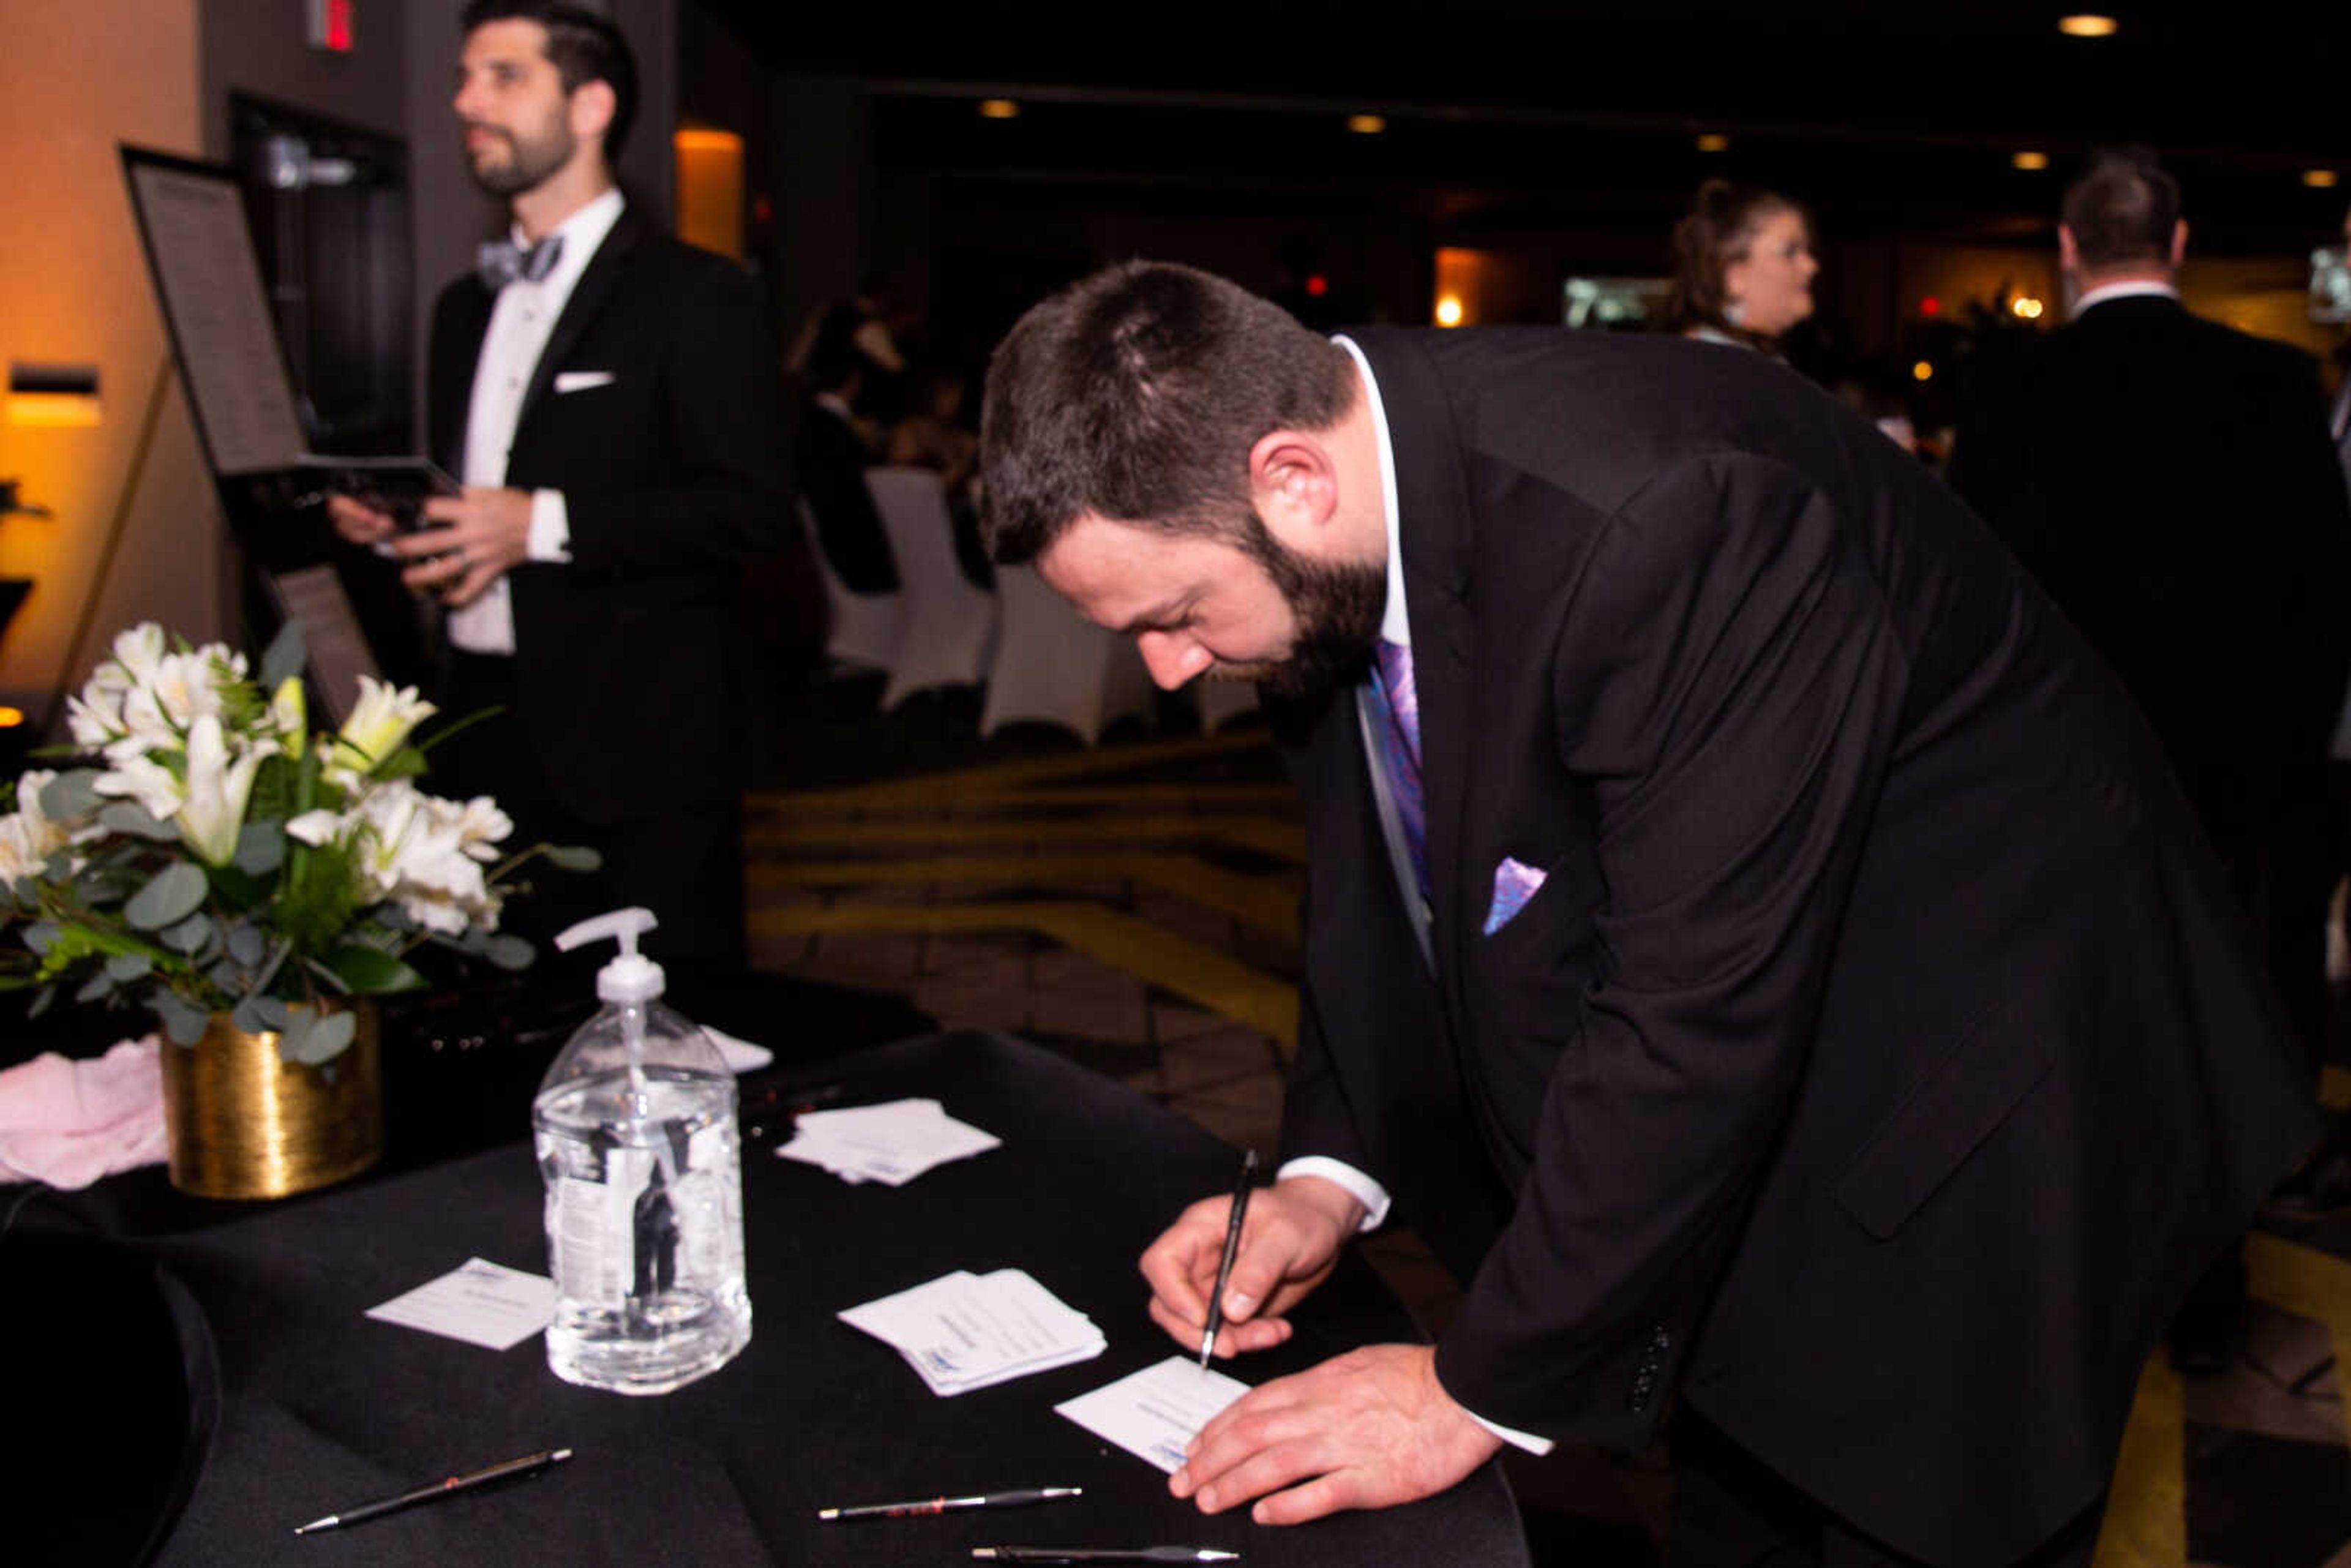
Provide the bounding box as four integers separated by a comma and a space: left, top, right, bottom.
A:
1274, 1157, 1392, 1232
1467, 1409, 1556, 1456
527, 489, 572, 562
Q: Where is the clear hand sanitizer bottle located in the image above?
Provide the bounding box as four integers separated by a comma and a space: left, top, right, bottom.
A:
532, 908, 751, 1394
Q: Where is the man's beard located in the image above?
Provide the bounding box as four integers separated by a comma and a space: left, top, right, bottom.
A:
1215, 514, 1385, 704
465, 119, 574, 198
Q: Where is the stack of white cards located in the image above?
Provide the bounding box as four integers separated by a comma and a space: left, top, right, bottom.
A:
838, 1269, 1107, 1395
775, 1097, 1000, 1185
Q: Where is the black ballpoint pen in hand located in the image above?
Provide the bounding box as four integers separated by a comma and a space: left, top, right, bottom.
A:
817, 1486, 1083, 1520
1198, 1147, 1259, 1368
971, 1550, 1239, 1564
293, 1447, 573, 1535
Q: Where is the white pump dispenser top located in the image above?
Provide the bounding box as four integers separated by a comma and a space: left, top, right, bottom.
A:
555, 906, 666, 1004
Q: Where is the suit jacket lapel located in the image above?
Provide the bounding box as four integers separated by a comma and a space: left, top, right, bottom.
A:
432, 284, 495, 473
1351, 331, 1479, 1003
512, 207, 643, 440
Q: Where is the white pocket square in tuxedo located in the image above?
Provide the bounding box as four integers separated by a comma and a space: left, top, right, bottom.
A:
1483, 856, 1548, 935
553, 370, 615, 393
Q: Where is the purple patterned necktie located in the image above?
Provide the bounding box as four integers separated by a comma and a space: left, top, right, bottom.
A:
1368, 637, 1429, 899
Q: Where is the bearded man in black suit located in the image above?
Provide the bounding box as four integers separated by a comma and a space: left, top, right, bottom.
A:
980, 260, 2317, 1567
330, 1, 791, 973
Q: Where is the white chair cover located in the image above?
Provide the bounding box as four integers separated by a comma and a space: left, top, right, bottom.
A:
980, 564, 1158, 746
800, 498, 904, 675
865, 467, 998, 710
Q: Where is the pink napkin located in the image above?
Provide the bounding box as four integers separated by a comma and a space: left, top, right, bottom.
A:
0, 1036, 168, 1189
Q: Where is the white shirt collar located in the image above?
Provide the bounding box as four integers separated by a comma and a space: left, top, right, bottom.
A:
2071, 278, 2179, 319
1331, 335, 1409, 647
513, 186, 625, 299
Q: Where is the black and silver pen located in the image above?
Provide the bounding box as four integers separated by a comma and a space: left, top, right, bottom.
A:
1198, 1147, 1259, 1368
818, 1486, 1083, 1520
972, 1550, 1240, 1564
292, 1447, 573, 1535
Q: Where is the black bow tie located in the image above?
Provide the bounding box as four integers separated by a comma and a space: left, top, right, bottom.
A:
476, 233, 563, 291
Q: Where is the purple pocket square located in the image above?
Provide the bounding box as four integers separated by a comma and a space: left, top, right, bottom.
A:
1483, 857, 1548, 934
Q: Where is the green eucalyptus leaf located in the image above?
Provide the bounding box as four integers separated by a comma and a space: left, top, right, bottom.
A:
39, 770, 103, 820
126, 863, 208, 931
23, 922, 58, 956
484, 934, 535, 972
231, 994, 272, 1034
96, 800, 180, 841
28, 983, 54, 1019
225, 922, 266, 967
232, 822, 285, 876
103, 951, 152, 981
251, 994, 290, 1030
75, 971, 116, 1003
542, 844, 603, 873
260, 618, 307, 689
375, 903, 415, 933
161, 912, 214, 955
287, 1007, 356, 1065
152, 989, 209, 1045
324, 945, 428, 994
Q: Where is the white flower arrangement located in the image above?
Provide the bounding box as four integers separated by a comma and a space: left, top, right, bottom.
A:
1, 621, 596, 1063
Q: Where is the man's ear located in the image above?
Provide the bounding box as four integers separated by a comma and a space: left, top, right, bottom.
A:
1247, 430, 1338, 545
2057, 224, 2081, 276
2169, 219, 2189, 269
570, 79, 617, 148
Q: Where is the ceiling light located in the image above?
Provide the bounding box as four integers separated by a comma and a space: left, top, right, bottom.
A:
1911, 360, 1935, 382
1695, 133, 1730, 153
2011, 297, 2045, 319
2057, 14, 2118, 37
2012, 151, 2050, 171
1348, 114, 1386, 135
2304, 169, 2341, 189
977, 99, 1020, 121
1434, 294, 1465, 328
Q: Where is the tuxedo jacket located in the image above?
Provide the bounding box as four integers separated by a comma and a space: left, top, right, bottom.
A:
1950, 295, 2351, 851
1273, 328, 2316, 1566
426, 208, 794, 825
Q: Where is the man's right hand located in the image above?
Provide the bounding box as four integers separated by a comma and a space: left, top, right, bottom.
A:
1139, 1174, 1365, 1359
326, 493, 397, 547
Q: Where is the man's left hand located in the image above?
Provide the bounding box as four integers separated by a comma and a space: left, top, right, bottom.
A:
393, 487, 534, 606
1171, 1343, 1503, 1525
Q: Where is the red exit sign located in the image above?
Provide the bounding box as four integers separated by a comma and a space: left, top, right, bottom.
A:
307, 0, 355, 52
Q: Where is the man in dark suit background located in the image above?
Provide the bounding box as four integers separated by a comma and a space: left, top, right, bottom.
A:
330, 1, 791, 974
980, 261, 2318, 1567
1952, 151, 2351, 1337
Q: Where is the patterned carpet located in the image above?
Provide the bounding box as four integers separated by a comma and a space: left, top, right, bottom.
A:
744, 694, 2351, 1567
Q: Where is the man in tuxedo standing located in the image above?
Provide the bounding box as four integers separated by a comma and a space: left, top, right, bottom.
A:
331, 1, 791, 975
980, 261, 2317, 1567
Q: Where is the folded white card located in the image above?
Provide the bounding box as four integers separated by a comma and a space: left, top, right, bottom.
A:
553, 370, 615, 392
839, 1267, 1105, 1395
1056, 1356, 1251, 1474
364, 1256, 555, 1351
778, 1097, 1000, 1185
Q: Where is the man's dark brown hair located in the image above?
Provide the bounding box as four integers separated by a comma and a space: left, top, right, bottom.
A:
460, 0, 639, 160
2061, 146, 2181, 270
978, 261, 1356, 565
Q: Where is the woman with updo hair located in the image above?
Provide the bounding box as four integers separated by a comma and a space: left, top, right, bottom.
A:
1663, 178, 1820, 354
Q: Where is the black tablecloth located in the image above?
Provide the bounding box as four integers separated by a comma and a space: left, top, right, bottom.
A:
146, 1031, 1531, 1567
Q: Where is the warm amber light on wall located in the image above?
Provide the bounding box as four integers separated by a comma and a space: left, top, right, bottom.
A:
2057, 13, 2118, 36
2012, 151, 2050, 171
673, 126, 744, 260
5, 392, 102, 427
2011, 296, 2045, 319
1347, 114, 1386, 135
0, 707, 23, 729
2304, 169, 2341, 189
978, 99, 1021, 120
1695, 133, 1730, 153
1911, 360, 1935, 382
1434, 294, 1464, 328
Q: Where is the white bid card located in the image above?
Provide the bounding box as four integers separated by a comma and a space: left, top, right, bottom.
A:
1056, 1356, 1251, 1473
838, 1268, 1106, 1395
364, 1256, 557, 1351
777, 1097, 1000, 1185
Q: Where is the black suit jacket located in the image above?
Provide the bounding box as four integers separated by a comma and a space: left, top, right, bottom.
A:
1274, 328, 2315, 1566
426, 208, 793, 825
1951, 294, 2351, 853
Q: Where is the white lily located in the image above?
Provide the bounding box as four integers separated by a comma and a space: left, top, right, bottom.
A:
285, 808, 347, 847
271, 676, 307, 759
107, 623, 167, 689
94, 752, 186, 822
176, 715, 271, 867
452, 795, 514, 862
335, 677, 435, 779
0, 770, 81, 883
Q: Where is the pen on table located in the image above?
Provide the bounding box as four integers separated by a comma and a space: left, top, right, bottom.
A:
293, 1447, 572, 1536
1198, 1147, 1259, 1368
970, 1550, 1239, 1564
817, 1486, 1084, 1521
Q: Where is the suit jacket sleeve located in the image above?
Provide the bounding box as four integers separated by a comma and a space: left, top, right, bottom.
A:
1431, 452, 1912, 1447
558, 260, 793, 576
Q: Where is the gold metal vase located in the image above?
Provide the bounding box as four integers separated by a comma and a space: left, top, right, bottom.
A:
158, 1002, 384, 1199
